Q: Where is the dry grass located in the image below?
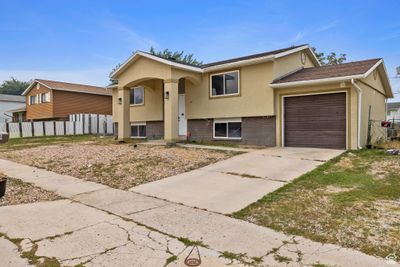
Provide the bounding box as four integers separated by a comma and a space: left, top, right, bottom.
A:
0, 142, 238, 190
234, 150, 400, 260
0, 177, 61, 206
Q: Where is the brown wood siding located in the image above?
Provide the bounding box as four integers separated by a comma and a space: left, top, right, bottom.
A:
284, 93, 346, 149
26, 84, 54, 120
52, 90, 112, 119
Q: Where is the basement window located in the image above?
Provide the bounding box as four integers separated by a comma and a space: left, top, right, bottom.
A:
213, 119, 242, 139
131, 123, 146, 138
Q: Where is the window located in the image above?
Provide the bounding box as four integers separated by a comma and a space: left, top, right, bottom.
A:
130, 87, 144, 105
131, 123, 146, 138
41, 92, 50, 103
210, 71, 239, 97
29, 95, 37, 105
213, 119, 242, 139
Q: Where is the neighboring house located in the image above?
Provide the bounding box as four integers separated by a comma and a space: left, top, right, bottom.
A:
8, 107, 26, 122
387, 102, 400, 121
109, 44, 393, 149
22, 79, 112, 121
0, 94, 25, 123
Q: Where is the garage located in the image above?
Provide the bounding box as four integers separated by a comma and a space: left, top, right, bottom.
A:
283, 92, 346, 149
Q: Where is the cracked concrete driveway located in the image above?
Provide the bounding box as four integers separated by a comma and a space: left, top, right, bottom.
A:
131, 147, 344, 214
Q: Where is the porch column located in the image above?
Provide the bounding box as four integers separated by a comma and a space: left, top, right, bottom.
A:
117, 86, 130, 141
163, 79, 179, 144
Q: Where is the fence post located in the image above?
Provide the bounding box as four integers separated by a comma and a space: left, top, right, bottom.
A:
53, 121, 56, 136
63, 121, 67, 135
31, 121, 34, 137
73, 121, 76, 135
97, 114, 100, 135
5, 123, 9, 134
43, 121, 46, 136
19, 122, 23, 138
88, 115, 92, 135
82, 114, 86, 134
104, 116, 108, 135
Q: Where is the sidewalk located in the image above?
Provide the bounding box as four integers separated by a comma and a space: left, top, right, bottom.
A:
0, 158, 397, 267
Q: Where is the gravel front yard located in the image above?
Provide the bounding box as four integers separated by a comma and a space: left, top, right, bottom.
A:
0, 176, 61, 206
1, 142, 238, 190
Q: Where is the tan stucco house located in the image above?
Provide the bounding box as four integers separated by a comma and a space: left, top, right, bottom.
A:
109, 44, 393, 149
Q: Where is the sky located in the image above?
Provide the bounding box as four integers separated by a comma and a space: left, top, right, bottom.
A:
0, 0, 399, 101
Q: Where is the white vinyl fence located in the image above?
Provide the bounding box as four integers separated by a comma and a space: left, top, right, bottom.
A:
0, 114, 114, 139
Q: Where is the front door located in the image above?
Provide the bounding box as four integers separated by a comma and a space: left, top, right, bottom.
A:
178, 94, 187, 135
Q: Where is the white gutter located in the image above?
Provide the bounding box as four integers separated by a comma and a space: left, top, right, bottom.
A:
270, 75, 363, 88
351, 79, 363, 149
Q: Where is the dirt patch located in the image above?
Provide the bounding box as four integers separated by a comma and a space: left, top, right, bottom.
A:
325, 185, 356, 194
369, 157, 400, 180
0, 177, 61, 206
0, 143, 237, 190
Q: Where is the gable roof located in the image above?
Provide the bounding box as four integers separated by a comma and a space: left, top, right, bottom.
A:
201, 44, 308, 68
22, 79, 111, 96
271, 58, 393, 98
0, 94, 25, 102
110, 44, 320, 78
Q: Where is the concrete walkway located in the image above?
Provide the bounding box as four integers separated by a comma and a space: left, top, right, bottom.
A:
131, 147, 344, 214
0, 158, 397, 267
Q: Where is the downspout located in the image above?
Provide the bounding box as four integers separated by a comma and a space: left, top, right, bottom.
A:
351, 79, 362, 149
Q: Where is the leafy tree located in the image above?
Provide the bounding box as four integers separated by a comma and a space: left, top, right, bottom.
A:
0, 77, 30, 95
149, 47, 203, 66
312, 47, 347, 65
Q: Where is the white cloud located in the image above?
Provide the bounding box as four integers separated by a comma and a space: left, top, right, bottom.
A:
291, 31, 304, 42
100, 19, 159, 51
315, 20, 339, 33
0, 69, 110, 86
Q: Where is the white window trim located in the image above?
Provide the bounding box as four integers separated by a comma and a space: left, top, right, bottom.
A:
130, 122, 147, 138
130, 86, 145, 106
209, 70, 240, 98
40, 92, 50, 103
213, 118, 242, 140
29, 95, 37, 105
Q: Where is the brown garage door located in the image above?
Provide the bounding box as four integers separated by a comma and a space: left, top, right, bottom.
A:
284, 93, 346, 149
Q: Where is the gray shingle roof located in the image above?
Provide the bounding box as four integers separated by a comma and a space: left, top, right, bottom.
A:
0, 94, 25, 102
272, 58, 381, 84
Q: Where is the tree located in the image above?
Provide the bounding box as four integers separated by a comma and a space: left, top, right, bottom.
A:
0, 77, 30, 95
149, 47, 203, 66
312, 47, 347, 65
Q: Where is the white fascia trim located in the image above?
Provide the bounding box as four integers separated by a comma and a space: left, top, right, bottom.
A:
203, 55, 275, 72
374, 59, 394, 98
110, 52, 203, 78
22, 80, 52, 96
270, 74, 364, 88
51, 88, 112, 96
106, 84, 118, 89
363, 59, 383, 78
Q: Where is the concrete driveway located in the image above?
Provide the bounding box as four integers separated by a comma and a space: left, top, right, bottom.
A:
131, 147, 344, 214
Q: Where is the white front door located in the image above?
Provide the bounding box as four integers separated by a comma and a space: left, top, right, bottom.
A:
178, 94, 187, 135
